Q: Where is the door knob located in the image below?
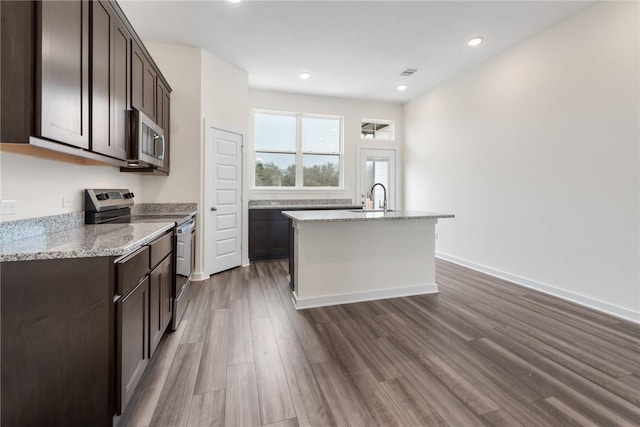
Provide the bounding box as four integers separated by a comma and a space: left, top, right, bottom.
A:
211, 207, 217, 211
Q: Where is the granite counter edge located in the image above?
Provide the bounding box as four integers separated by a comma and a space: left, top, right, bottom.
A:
0, 223, 175, 263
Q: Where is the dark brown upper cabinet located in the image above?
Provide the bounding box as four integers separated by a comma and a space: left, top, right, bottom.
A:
91, 0, 129, 160
125, 41, 172, 175
131, 41, 157, 121
1, 0, 171, 171
39, 0, 90, 149
0, 0, 92, 151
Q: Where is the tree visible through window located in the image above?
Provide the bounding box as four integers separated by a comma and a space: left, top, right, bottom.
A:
255, 112, 342, 188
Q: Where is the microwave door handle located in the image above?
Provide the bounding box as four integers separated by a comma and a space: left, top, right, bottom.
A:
154, 135, 165, 160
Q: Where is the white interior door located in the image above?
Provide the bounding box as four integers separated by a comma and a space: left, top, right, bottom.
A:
204, 126, 243, 275
358, 148, 397, 209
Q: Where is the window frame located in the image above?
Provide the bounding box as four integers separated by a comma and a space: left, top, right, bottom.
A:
361, 118, 395, 140
253, 109, 344, 190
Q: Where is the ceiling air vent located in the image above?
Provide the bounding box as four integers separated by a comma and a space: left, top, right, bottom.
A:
400, 68, 419, 77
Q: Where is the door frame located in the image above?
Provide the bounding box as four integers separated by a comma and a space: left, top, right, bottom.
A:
356, 143, 400, 209
203, 120, 244, 278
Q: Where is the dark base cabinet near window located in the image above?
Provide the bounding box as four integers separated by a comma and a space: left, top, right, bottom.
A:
249, 206, 362, 261
249, 209, 291, 260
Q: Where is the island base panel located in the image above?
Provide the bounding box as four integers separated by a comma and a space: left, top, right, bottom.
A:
291, 218, 438, 309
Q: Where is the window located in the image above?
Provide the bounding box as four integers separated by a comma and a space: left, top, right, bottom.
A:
255, 111, 342, 188
361, 119, 394, 140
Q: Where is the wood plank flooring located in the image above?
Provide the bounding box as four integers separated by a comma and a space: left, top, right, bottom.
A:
118, 259, 640, 427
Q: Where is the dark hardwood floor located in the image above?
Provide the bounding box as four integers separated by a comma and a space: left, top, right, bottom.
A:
118, 259, 640, 427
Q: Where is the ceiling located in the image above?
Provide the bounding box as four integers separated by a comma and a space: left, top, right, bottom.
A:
119, 0, 594, 104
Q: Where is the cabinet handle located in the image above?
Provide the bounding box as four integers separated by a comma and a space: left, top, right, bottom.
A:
210, 207, 217, 211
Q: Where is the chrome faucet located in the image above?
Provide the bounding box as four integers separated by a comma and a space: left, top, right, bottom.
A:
369, 182, 388, 213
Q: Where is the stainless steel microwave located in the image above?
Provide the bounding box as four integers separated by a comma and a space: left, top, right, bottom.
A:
129, 110, 165, 167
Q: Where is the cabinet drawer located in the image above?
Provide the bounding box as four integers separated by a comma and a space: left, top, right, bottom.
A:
149, 231, 172, 269
117, 246, 149, 296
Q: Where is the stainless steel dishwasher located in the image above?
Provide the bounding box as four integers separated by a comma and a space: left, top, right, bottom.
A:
173, 217, 195, 330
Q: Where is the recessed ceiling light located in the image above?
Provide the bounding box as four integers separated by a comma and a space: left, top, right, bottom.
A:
229, 0, 242, 3
397, 85, 407, 92
299, 72, 311, 80
467, 37, 483, 47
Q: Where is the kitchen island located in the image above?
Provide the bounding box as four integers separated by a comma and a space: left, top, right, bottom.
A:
282, 209, 454, 309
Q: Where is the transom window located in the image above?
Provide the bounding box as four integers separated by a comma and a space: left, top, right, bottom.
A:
361, 119, 394, 140
254, 111, 342, 188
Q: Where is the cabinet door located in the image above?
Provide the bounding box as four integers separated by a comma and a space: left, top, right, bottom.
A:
112, 15, 130, 160
131, 43, 145, 113
131, 41, 157, 121
156, 81, 165, 130
90, 1, 110, 156
249, 210, 290, 260
271, 219, 290, 255
0, 1, 35, 142
91, 0, 128, 160
117, 277, 149, 414
144, 64, 157, 121
149, 255, 172, 357
39, 0, 90, 149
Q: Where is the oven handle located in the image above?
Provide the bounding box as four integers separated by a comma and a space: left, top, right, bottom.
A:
177, 219, 195, 234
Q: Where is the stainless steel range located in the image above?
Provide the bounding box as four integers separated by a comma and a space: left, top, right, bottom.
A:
85, 188, 194, 331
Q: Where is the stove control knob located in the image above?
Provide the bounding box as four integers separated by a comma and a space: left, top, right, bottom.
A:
123, 192, 135, 199
96, 193, 109, 201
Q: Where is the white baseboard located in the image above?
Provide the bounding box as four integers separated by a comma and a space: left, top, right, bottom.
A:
292, 283, 439, 310
191, 272, 209, 282
436, 252, 640, 324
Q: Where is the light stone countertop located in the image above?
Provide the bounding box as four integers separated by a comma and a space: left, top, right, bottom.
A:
250, 204, 363, 210
282, 209, 455, 223
248, 199, 361, 210
0, 222, 175, 262
131, 211, 197, 226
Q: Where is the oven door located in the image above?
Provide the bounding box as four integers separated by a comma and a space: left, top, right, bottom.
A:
172, 218, 195, 330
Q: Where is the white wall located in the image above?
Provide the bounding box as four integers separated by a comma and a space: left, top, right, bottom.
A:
0, 152, 141, 221
404, 2, 640, 320
200, 49, 250, 268
248, 89, 404, 205
201, 50, 249, 135
140, 43, 203, 205
141, 42, 249, 276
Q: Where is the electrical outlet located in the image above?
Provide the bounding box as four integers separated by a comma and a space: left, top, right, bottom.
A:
1, 200, 17, 215
62, 197, 72, 208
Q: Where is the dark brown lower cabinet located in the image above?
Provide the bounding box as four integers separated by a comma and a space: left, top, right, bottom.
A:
1, 230, 177, 425
117, 276, 149, 414
249, 206, 362, 261
1, 257, 114, 427
249, 209, 291, 260
149, 254, 172, 357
